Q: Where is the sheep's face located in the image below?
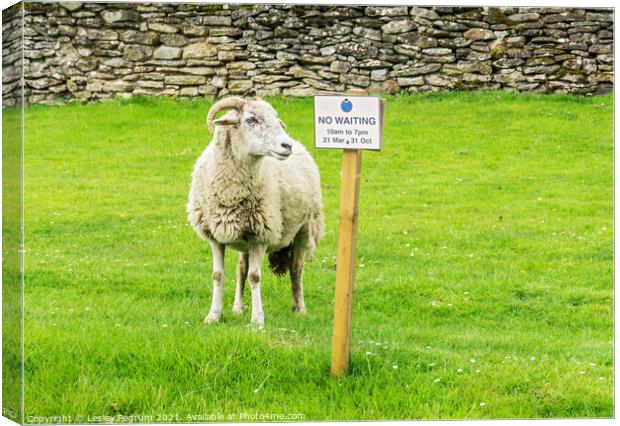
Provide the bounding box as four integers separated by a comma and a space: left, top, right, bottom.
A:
235, 101, 294, 161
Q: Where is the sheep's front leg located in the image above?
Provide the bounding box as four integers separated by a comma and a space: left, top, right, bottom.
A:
232, 252, 248, 315
204, 240, 225, 324
290, 245, 307, 314
248, 244, 266, 327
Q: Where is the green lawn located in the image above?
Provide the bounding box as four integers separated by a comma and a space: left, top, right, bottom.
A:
13, 91, 614, 421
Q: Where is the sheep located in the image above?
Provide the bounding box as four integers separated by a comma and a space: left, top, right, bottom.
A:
187, 97, 324, 327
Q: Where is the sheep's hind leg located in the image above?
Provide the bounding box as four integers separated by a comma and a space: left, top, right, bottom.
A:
232, 252, 248, 315
204, 240, 225, 324
290, 244, 307, 314
248, 244, 266, 327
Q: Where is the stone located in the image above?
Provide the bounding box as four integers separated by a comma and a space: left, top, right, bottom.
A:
398, 33, 438, 49
493, 57, 524, 68
426, 74, 452, 86
370, 69, 389, 81
119, 30, 159, 45
318, 70, 339, 81
101, 9, 140, 24
201, 16, 232, 26
210, 75, 227, 88
251, 74, 292, 84
589, 44, 612, 54
365, 6, 408, 17
58, 25, 76, 36
391, 63, 442, 76
422, 48, 453, 56
357, 59, 391, 69
136, 80, 164, 89
60, 2, 81, 11
320, 46, 336, 56
85, 80, 103, 92
179, 67, 217, 76
526, 56, 557, 66
465, 51, 491, 61
84, 28, 118, 40
103, 57, 132, 68
410, 7, 440, 20
596, 54, 613, 64
180, 23, 207, 36
382, 20, 417, 34
504, 36, 526, 48
585, 12, 613, 22
228, 80, 253, 93
183, 42, 217, 59
148, 22, 178, 33
340, 73, 370, 87
463, 28, 495, 40
123, 45, 153, 62
76, 57, 98, 71
274, 27, 299, 38
353, 27, 382, 41
391, 45, 417, 58
287, 65, 321, 79
227, 61, 256, 70
493, 70, 525, 83
299, 54, 333, 65
369, 79, 399, 94
433, 20, 468, 32
508, 13, 540, 22
180, 86, 199, 96
165, 75, 207, 85
66, 80, 80, 92
437, 37, 471, 49
154, 46, 182, 60
462, 73, 492, 83
303, 78, 333, 91
397, 76, 424, 86
102, 80, 133, 92
28, 78, 55, 89
523, 64, 561, 74
330, 61, 352, 74
218, 51, 235, 62
160, 34, 188, 47
455, 61, 491, 74
209, 27, 243, 37
199, 85, 219, 96
582, 59, 597, 74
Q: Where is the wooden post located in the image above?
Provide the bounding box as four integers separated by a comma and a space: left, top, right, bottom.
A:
330, 148, 362, 376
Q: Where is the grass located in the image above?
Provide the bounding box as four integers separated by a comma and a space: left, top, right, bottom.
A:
8, 91, 614, 421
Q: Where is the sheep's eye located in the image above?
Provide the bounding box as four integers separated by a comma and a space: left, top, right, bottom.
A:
245, 117, 259, 125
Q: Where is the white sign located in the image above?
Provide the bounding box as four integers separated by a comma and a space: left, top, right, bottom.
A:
314, 95, 383, 151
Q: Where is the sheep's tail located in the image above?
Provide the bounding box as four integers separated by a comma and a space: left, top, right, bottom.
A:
306, 208, 325, 261
268, 245, 292, 277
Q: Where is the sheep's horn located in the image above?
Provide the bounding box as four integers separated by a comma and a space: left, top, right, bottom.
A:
206, 97, 246, 134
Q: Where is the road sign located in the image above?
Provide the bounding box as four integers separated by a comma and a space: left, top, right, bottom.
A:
313, 91, 386, 376
314, 95, 383, 151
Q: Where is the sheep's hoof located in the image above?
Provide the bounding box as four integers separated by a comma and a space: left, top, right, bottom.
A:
204, 311, 222, 324
232, 303, 244, 315
251, 312, 265, 328
293, 306, 307, 315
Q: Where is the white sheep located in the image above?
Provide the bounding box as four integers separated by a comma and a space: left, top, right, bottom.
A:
187, 97, 324, 327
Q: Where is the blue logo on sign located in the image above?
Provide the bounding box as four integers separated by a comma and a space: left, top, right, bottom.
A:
340, 99, 353, 113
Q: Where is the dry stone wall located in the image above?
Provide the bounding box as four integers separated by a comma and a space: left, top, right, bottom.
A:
2, 4, 23, 107
2, 3, 614, 106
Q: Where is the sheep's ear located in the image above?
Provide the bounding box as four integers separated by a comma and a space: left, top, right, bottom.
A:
213, 114, 239, 127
